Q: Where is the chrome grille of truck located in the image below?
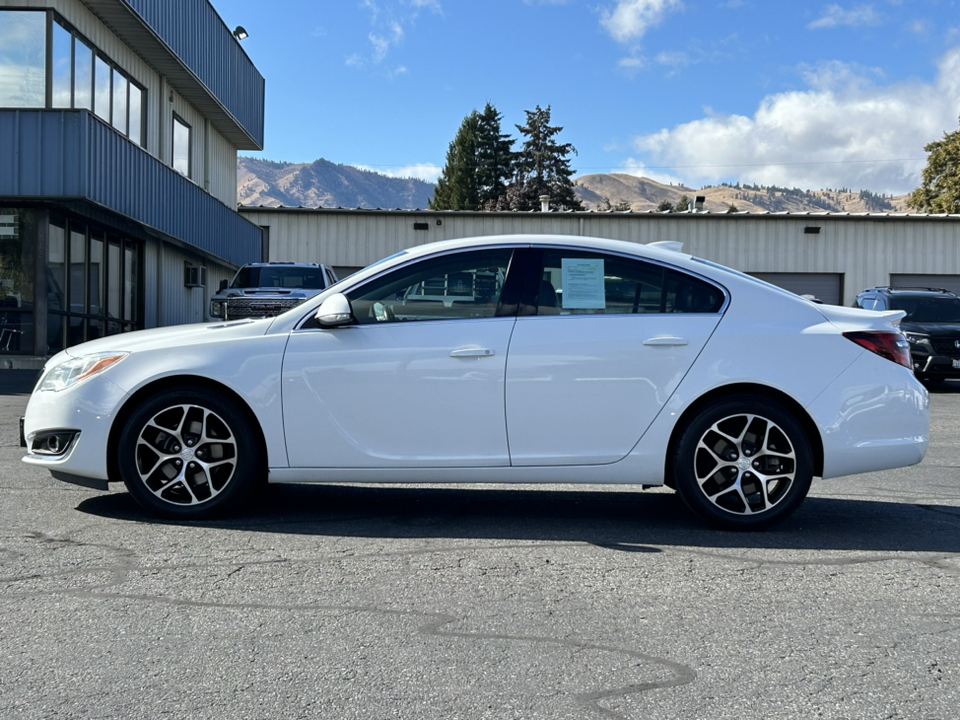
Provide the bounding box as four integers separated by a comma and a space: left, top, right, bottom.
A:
226, 297, 304, 319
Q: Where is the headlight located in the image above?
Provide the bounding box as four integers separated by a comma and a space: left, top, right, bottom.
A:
904, 333, 929, 346
210, 300, 224, 318
39, 352, 128, 392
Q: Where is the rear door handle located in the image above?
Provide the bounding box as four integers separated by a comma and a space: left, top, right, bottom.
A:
450, 348, 495, 358
643, 336, 689, 346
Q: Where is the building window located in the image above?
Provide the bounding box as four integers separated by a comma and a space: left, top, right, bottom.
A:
0, 210, 36, 353
46, 217, 142, 354
0, 11, 46, 107
173, 115, 192, 177
0, 11, 146, 144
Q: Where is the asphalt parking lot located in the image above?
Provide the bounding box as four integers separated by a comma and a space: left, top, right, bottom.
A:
1, 371, 958, 720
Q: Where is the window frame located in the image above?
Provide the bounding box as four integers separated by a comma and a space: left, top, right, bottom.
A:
522, 246, 729, 318
172, 113, 192, 178
0, 11, 148, 145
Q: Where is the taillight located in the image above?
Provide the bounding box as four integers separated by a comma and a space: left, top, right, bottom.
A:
843, 331, 912, 369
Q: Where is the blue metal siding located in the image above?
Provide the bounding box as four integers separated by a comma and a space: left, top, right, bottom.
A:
124, 0, 265, 147
0, 110, 261, 267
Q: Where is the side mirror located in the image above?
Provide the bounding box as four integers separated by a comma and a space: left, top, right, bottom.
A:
218, 279, 229, 293
315, 293, 355, 328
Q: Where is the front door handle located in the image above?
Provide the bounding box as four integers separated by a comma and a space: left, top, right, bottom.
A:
643, 336, 689, 346
450, 348, 495, 358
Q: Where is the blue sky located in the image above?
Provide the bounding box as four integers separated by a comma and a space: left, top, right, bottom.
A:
214, 0, 960, 195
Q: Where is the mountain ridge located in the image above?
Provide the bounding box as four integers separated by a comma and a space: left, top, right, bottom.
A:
237, 158, 910, 214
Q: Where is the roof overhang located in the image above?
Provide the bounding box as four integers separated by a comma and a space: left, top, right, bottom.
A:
79, 0, 262, 150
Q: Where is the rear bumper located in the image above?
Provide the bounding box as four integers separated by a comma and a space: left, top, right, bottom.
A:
809, 354, 929, 479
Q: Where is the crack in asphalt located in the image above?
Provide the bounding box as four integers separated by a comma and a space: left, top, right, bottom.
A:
0, 532, 695, 718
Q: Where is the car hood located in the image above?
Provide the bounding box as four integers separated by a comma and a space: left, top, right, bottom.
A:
58, 319, 272, 360
900, 321, 960, 336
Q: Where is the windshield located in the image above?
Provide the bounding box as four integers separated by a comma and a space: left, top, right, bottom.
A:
891, 296, 960, 322
232, 266, 326, 289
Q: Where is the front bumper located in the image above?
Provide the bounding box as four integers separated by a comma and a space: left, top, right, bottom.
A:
21, 376, 128, 484
911, 350, 960, 379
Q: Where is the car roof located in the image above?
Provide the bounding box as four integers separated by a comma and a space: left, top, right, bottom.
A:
394, 234, 696, 264
863, 286, 958, 297
242, 262, 324, 268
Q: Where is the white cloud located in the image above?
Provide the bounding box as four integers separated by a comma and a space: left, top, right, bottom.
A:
352, 1, 432, 68
357, 163, 442, 183
624, 49, 960, 195
600, 0, 684, 44
409, 0, 443, 11
808, 4, 881, 30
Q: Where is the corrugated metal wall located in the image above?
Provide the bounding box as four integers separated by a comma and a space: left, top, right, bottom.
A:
123, 0, 265, 146
143, 240, 233, 326
239, 209, 960, 306
1, 110, 262, 267
206, 124, 237, 204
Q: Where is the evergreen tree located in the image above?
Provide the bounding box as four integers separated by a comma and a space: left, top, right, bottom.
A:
474, 103, 515, 206
907, 116, 960, 213
674, 195, 690, 212
429, 112, 481, 210
490, 105, 583, 211
657, 200, 674, 212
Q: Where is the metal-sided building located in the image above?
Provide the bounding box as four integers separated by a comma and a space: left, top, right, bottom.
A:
239, 206, 960, 307
0, 0, 264, 366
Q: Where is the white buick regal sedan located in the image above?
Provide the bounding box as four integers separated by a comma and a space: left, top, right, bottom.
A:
22, 235, 929, 529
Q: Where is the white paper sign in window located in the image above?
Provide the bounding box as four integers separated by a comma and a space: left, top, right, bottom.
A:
561, 258, 605, 309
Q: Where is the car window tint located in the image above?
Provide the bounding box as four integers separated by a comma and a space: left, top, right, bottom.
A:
538, 249, 723, 316
347, 248, 513, 324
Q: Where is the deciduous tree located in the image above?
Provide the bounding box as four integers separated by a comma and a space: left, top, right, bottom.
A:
908, 117, 960, 214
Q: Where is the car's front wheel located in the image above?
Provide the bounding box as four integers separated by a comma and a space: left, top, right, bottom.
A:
118, 388, 262, 519
672, 396, 813, 530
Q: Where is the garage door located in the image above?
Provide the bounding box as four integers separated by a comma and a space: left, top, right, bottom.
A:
750, 273, 844, 305
890, 274, 960, 296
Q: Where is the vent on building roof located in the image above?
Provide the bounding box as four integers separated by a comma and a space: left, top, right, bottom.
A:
804, 226, 822, 235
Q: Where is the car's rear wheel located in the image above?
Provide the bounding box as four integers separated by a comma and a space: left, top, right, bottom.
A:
118, 388, 261, 519
672, 396, 813, 530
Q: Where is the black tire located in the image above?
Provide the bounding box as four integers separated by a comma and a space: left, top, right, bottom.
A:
118, 388, 262, 519
671, 396, 813, 530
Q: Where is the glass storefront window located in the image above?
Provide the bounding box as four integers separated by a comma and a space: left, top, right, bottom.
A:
43, 217, 142, 353
0, 11, 45, 107
124, 245, 137, 322
107, 242, 121, 321
47, 221, 67, 355
0, 210, 35, 353
89, 232, 103, 316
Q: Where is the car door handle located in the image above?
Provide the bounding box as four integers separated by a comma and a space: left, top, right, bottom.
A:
450, 348, 495, 358
643, 336, 689, 346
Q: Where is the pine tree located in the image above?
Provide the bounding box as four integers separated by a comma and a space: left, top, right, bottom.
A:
474, 103, 515, 206
907, 116, 960, 214
429, 112, 481, 210
491, 105, 583, 211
